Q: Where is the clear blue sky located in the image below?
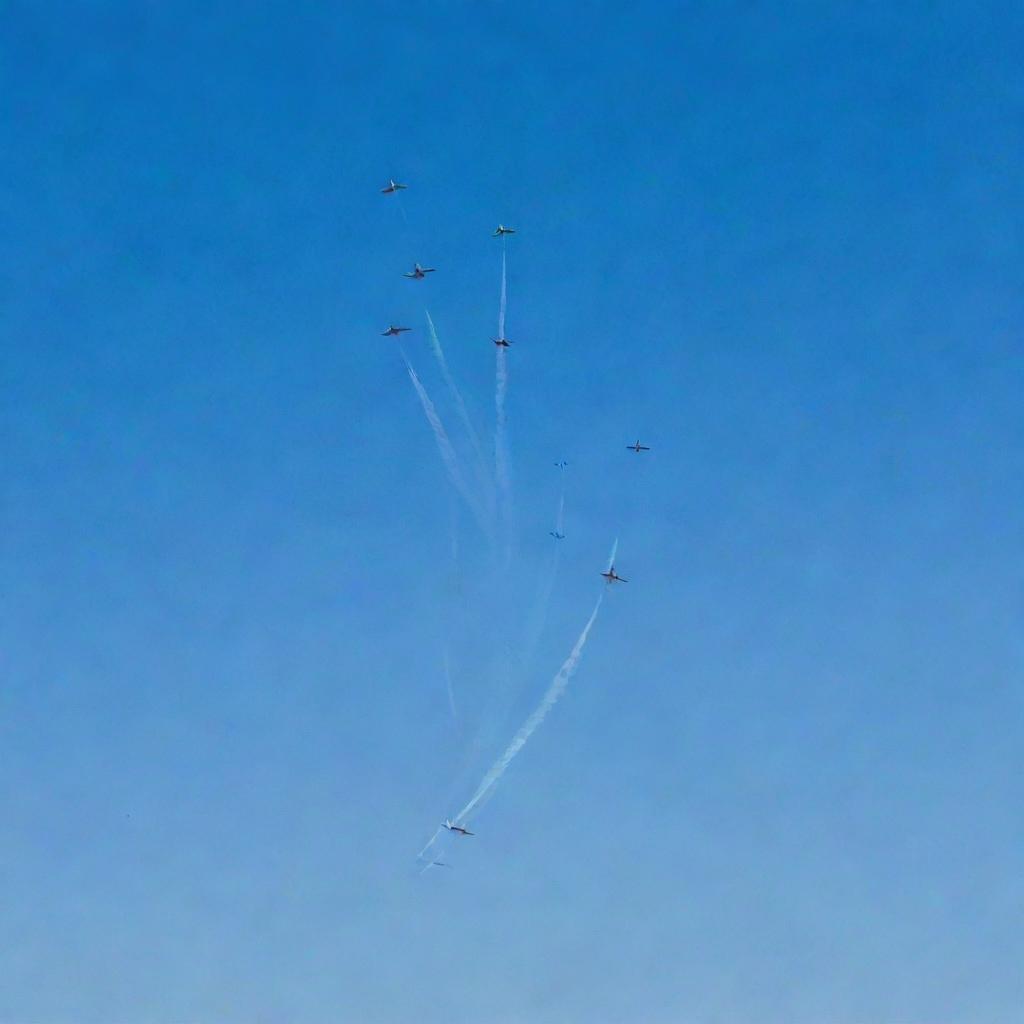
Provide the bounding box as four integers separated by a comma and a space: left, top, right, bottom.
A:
2, 2, 1023, 1021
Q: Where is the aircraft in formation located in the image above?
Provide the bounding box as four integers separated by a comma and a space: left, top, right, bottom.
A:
404, 263, 435, 279
444, 819, 475, 837
379, 181, 643, 587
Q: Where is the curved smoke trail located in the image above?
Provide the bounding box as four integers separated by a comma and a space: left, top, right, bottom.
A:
402, 350, 489, 537
454, 587, 605, 824
425, 308, 493, 506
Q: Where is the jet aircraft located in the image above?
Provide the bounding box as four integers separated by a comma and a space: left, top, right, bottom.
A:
382, 325, 412, 337
493, 337, 511, 348
403, 263, 435, 279
550, 530, 565, 540
444, 819, 475, 837
493, 225, 516, 236
601, 565, 628, 584
381, 179, 407, 193
627, 439, 651, 452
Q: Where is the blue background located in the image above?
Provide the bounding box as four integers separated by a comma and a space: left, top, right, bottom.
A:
2, 2, 1022, 1021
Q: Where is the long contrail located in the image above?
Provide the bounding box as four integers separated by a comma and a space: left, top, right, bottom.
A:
425, 308, 492, 505
454, 587, 605, 824
402, 350, 489, 535
494, 246, 512, 533
498, 246, 508, 338
495, 346, 509, 492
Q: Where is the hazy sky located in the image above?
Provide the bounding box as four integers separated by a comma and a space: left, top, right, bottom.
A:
2, 2, 1023, 1022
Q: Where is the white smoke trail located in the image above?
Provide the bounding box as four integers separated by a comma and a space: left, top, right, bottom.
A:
425, 309, 492, 505
454, 588, 605, 824
498, 246, 508, 338
495, 346, 510, 490
493, 244, 513, 556
494, 244, 511, 493
607, 536, 619, 572
417, 826, 444, 865
402, 350, 489, 536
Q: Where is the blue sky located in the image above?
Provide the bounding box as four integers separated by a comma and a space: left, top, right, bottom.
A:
2, 2, 1023, 1021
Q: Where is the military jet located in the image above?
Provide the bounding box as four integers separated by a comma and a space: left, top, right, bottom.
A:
493, 337, 512, 348
381, 179, 407, 194
550, 530, 566, 540
403, 263, 435, 279
443, 819, 475, 837
382, 325, 412, 337
626, 439, 651, 452
493, 225, 516, 236
554, 460, 568, 469
601, 565, 628, 584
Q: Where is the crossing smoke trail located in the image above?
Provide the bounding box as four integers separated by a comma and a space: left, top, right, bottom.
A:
425, 309, 492, 505
454, 585, 606, 825
401, 350, 489, 537
416, 538, 617, 867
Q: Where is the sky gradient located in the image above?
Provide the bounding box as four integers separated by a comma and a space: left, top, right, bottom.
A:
2, 2, 1023, 1021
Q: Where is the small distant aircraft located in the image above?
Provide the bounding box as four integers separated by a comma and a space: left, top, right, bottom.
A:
601, 565, 628, 584
493, 225, 516, 236
626, 439, 651, 452
550, 530, 565, 540
493, 337, 511, 348
444, 819, 475, 837
403, 263, 435, 279
381, 179, 407, 194
431, 860, 452, 869
554, 460, 568, 469
382, 325, 412, 337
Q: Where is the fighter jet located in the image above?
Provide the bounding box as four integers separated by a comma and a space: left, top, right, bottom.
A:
554, 460, 568, 469
381, 179, 407, 194
443, 819, 475, 837
601, 565, 628, 584
626, 439, 651, 452
403, 263, 435, 279
493, 337, 511, 348
550, 530, 566, 540
493, 225, 516, 236
382, 325, 412, 337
